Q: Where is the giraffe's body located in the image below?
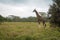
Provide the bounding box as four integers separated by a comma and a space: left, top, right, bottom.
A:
33, 9, 46, 27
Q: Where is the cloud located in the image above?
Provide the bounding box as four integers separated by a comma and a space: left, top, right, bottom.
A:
0, 3, 35, 17
0, 0, 52, 17
0, 0, 28, 5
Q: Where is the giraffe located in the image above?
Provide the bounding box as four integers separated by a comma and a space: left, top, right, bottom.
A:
33, 9, 46, 27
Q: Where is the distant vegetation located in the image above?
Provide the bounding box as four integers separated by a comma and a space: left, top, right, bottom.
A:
0, 12, 48, 23
6, 15, 37, 22
0, 15, 6, 24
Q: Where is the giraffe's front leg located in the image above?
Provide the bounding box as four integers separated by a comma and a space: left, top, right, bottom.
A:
37, 19, 40, 24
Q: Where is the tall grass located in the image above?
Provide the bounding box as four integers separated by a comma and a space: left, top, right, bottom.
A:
0, 22, 60, 40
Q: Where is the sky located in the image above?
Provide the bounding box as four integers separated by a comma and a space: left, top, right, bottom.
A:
0, 0, 53, 18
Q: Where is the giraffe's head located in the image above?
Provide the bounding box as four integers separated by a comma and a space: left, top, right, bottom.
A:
33, 9, 37, 12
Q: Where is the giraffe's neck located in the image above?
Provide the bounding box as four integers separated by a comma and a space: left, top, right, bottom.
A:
35, 11, 41, 17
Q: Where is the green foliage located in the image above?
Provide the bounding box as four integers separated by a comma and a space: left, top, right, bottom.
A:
39, 12, 48, 22
6, 15, 21, 22
6, 15, 37, 22
0, 15, 6, 24
48, 0, 60, 27
6, 15, 48, 22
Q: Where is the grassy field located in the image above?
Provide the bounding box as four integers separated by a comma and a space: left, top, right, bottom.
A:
0, 22, 60, 40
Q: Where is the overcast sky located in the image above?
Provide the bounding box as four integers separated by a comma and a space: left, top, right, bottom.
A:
0, 0, 52, 18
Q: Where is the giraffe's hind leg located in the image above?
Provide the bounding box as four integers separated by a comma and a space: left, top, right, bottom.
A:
43, 21, 46, 28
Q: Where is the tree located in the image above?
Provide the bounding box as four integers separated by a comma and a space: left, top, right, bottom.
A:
0, 15, 5, 24
6, 15, 37, 22
6, 15, 21, 22
39, 12, 48, 22
27, 16, 37, 22
48, 0, 60, 27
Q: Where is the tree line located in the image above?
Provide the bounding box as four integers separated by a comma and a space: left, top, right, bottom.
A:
0, 15, 37, 23
6, 15, 37, 22
0, 15, 48, 22
0, 11, 47, 23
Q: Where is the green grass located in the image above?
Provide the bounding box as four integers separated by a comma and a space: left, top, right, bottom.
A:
0, 22, 60, 40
